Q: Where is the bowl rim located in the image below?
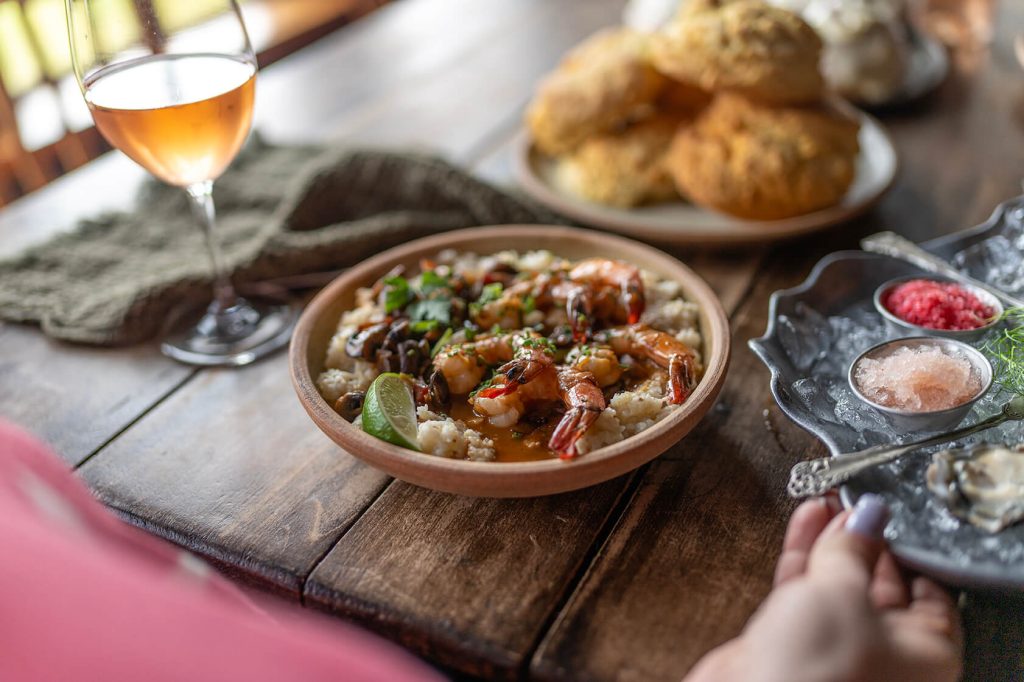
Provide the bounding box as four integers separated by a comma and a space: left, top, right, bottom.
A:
289, 224, 731, 487
872, 274, 1004, 337
847, 335, 994, 418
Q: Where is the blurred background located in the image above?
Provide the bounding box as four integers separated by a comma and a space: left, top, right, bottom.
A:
0, 0, 387, 206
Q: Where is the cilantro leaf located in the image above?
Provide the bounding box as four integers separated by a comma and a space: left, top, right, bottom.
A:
408, 299, 451, 326
417, 271, 450, 296
384, 276, 412, 313
478, 282, 504, 305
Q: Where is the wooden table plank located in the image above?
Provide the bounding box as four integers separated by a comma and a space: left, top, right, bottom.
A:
252, 0, 587, 145
0, 325, 193, 466
306, 477, 636, 680
80, 365, 391, 595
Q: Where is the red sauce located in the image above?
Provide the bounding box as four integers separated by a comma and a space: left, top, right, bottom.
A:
883, 279, 995, 331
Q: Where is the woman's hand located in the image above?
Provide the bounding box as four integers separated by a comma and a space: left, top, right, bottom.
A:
685, 495, 963, 682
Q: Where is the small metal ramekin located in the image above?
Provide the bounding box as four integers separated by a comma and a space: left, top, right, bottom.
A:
873, 275, 1003, 344
848, 336, 993, 433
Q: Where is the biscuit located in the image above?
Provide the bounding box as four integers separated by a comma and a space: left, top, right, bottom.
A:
555, 115, 681, 208
526, 28, 666, 155
666, 94, 860, 220
656, 78, 713, 118
650, 1, 825, 105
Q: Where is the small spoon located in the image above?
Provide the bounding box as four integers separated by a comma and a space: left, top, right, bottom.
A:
788, 395, 1024, 499
861, 231, 1024, 311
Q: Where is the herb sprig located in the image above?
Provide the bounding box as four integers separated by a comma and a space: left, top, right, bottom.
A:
983, 307, 1024, 396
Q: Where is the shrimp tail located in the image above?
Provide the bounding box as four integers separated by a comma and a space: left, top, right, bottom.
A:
668, 354, 697, 405
625, 282, 644, 325
566, 287, 592, 343
549, 406, 602, 459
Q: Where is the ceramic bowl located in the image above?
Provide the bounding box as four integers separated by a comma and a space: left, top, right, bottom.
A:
289, 224, 730, 497
848, 336, 993, 433
873, 275, 1003, 343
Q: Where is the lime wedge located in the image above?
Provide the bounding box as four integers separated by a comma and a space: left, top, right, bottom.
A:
362, 373, 420, 451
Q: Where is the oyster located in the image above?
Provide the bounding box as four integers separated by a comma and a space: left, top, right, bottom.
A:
926, 444, 1024, 533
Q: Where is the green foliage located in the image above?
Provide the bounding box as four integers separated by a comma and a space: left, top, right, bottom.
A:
983, 307, 1024, 396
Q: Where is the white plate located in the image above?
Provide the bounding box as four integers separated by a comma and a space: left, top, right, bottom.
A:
514, 110, 898, 247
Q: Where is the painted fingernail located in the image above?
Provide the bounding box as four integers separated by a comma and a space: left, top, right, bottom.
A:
845, 493, 890, 539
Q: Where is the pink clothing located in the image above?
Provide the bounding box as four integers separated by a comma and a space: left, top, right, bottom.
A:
0, 420, 444, 682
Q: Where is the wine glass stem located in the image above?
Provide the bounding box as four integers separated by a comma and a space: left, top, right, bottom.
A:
186, 180, 237, 312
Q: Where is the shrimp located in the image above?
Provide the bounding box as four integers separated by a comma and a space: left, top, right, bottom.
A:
471, 363, 605, 459
550, 259, 645, 340
431, 331, 551, 395
566, 344, 622, 387
549, 367, 606, 459
471, 367, 558, 428
472, 261, 644, 341
599, 324, 699, 404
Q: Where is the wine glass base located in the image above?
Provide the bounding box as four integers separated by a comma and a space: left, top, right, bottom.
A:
161, 297, 296, 367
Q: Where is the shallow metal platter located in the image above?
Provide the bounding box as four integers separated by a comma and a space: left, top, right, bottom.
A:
750, 196, 1024, 590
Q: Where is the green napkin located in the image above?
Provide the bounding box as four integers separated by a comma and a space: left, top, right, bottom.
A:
0, 139, 565, 345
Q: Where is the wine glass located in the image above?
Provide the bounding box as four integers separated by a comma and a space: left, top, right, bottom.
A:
64, 0, 295, 366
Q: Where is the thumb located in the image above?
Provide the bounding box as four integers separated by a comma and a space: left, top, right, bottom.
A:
806, 494, 890, 591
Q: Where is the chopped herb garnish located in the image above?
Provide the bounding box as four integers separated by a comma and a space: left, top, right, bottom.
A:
463, 324, 478, 341
383, 276, 412, 313
410, 320, 440, 333
417, 270, 450, 296
408, 299, 452, 326
511, 431, 524, 440
431, 327, 454, 357
490, 324, 503, 334
478, 282, 504, 305
521, 336, 556, 354
522, 295, 536, 314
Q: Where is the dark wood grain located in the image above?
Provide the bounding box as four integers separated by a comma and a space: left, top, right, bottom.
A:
305, 477, 636, 680
79, 365, 391, 595
0, 325, 192, 466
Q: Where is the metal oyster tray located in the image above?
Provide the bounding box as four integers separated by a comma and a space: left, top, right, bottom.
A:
750, 196, 1024, 590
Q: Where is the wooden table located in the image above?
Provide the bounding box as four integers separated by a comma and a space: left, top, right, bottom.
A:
3, 1, 1024, 679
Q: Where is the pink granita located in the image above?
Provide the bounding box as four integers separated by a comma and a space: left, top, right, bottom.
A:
854, 345, 981, 412
883, 279, 995, 331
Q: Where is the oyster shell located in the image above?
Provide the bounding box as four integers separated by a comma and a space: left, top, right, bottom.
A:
926, 444, 1024, 533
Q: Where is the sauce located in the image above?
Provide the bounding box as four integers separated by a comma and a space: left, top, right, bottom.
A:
448, 399, 559, 463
